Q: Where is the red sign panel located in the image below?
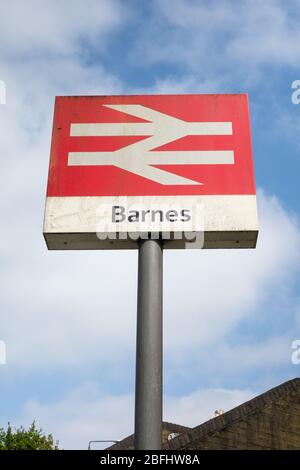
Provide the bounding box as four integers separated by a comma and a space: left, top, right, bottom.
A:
46, 94, 255, 197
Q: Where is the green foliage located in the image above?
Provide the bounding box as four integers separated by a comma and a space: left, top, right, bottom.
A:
0, 422, 59, 450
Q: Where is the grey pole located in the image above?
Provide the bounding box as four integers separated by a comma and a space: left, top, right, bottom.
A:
134, 238, 163, 450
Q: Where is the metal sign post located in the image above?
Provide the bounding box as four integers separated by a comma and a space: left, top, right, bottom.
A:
134, 238, 163, 450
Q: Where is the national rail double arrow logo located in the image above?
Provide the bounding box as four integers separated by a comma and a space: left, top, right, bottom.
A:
68, 104, 234, 185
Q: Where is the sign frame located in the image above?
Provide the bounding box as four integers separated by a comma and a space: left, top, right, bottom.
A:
43, 94, 258, 250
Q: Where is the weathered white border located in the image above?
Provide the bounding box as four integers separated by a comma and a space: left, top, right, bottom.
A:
43, 195, 258, 250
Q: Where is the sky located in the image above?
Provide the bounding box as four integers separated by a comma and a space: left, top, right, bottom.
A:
0, 0, 300, 449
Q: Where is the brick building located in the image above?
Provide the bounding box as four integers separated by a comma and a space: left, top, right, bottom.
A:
108, 378, 300, 450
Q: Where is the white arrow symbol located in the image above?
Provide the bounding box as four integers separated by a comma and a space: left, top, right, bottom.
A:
68, 104, 234, 185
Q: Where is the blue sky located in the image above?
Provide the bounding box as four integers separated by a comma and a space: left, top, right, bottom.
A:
0, 0, 300, 449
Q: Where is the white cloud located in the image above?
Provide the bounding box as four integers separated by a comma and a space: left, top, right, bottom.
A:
21, 383, 134, 450
163, 190, 300, 354
0, 0, 126, 372
15, 382, 254, 449
0, 187, 299, 374
165, 387, 255, 429
142, 76, 223, 95
197, 336, 294, 376
227, 0, 300, 67
0, 0, 125, 57
132, 0, 300, 79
